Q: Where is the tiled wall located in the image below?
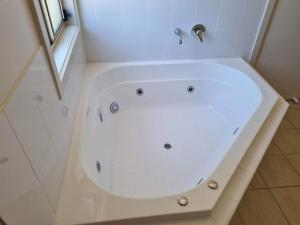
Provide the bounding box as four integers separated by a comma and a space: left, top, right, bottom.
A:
0, 37, 86, 225
78, 0, 268, 62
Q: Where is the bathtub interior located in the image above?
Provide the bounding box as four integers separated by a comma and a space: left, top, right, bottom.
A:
80, 63, 262, 199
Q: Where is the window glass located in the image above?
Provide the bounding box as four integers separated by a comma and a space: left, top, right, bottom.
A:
40, 0, 64, 43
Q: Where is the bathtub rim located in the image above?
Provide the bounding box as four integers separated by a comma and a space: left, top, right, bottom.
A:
55, 58, 286, 225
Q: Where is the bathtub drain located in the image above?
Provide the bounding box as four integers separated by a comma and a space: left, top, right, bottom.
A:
164, 143, 172, 150
187, 86, 194, 93
136, 88, 144, 96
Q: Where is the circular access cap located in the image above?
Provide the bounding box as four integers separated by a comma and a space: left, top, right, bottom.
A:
207, 180, 219, 190
177, 196, 189, 206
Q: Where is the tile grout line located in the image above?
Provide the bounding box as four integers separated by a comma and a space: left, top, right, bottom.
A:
269, 189, 292, 225
274, 112, 300, 176
237, 211, 246, 225
2, 111, 57, 214
282, 153, 300, 178
271, 137, 285, 154
257, 162, 292, 225
248, 183, 300, 190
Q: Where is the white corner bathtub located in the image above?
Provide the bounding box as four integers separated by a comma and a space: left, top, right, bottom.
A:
55, 59, 288, 225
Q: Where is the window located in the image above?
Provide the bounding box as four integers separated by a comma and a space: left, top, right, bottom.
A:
40, 0, 65, 44
33, 0, 80, 99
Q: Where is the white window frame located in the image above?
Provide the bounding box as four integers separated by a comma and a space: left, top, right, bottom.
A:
39, 0, 65, 44
32, 0, 80, 99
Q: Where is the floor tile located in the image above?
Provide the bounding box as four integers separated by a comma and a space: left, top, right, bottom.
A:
175, 216, 216, 225
273, 129, 300, 154
238, 189, 289, 225
248, 172, 267, 190
258, 155, 300, 188
228, 211, 244, 225
287, 101, 300, 109
286, 154, 300, 175
278, 117, 293, 129
265, 142, 282, 155
271, 187, 300, 225
286, 109, 300, 128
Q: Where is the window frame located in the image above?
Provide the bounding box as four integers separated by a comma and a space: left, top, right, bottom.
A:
39, 0, 65, 45
32, 0, 80, 99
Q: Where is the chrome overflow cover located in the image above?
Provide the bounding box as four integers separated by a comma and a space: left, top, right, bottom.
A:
177, 196, 188, 206
207, 180, 219, 190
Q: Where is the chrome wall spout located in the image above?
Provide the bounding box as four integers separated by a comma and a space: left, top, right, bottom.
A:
192, 24, 206, 43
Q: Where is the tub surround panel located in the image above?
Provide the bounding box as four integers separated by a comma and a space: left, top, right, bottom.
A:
0, 113, 55, 225
0, 36, 86, 224
78, 0, 268, 62
4, 75, 58, 188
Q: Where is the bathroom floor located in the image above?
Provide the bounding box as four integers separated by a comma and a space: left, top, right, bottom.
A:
229, 102, 300, 225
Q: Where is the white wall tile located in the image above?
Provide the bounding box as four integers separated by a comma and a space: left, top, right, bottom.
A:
27, 50, 68, 157
171, 0, 198, 31
0, 113, 55, 225
0, 113, 38, 209
94, 0, 122, 34
1, 185, 55, 225
85, 33, 168, 62
122, 0, 171, 33
4, 76, 57, 181
233, 0, 268, 59
216, 0, 246, 51
62, 37, 86, 143
3, 36, 86, 215
195, 0, 222, 32
78, 0, 268, 62
146, 0, 171, 33
4, 74, 61, 209
77, 0, 97, 34
122, 0, 147, 33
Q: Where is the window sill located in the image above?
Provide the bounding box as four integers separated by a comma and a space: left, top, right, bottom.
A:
53, 25, 79, 81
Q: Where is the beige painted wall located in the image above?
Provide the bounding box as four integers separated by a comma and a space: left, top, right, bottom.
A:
256, 0, 300, 99
0, 1, 40, 110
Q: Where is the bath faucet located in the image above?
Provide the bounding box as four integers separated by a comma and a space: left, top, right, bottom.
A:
192, 24, 206, 43
174, 28, 183, 45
